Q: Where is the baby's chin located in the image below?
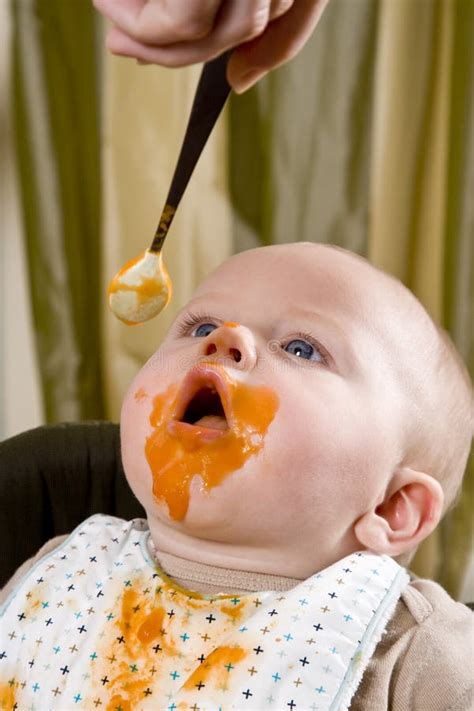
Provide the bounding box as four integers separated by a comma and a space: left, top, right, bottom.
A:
145, 467, 268, 544
122, 423, 254, 539
148, 473, 233, 531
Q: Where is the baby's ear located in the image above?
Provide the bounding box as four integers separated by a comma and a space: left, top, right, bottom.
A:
353, 467, 444, 557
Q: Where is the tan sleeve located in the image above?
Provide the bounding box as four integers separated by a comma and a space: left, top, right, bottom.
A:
351, 579, 473, 711
391, 580, 474, 711
0, 534, 69, 607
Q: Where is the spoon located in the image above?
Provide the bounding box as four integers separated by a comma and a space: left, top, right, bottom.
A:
108, 51, 232, 325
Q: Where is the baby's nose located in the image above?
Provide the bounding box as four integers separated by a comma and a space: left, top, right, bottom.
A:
200, 322, 256, 369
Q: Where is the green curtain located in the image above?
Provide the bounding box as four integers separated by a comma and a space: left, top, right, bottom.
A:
230, 0, 379, 254
12, 0, 104, 421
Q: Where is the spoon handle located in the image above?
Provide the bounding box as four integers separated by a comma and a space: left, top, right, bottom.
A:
150, 51, 232, 253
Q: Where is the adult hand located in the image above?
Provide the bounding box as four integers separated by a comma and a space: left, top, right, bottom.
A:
93, 0, 330, 93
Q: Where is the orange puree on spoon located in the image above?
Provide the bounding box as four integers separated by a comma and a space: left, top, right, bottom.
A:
145, 374, 278, 520
108, 249, 172, 325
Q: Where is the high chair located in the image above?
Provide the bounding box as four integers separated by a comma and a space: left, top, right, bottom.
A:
0, 422, 144, 587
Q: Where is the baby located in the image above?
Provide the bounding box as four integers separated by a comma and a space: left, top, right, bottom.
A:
1, 243, 472, 710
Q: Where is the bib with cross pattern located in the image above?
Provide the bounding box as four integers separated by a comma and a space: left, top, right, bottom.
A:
0, 515, 409, 710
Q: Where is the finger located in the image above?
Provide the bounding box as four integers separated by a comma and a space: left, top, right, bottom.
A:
228, 0, 330, 93
106, 0, 274, 69
105, 26, 222, 67
94, 0, 221, 45
206, 0, 272, 46
269, 0, 295, 21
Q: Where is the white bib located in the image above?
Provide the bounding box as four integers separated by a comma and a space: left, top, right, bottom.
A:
0, 515, 409, 710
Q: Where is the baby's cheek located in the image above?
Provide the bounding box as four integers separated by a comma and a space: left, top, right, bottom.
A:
120, 383, 155, 505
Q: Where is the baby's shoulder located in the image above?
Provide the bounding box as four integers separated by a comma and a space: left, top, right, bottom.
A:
402, 577, 473, 639
394, 578, 473, 710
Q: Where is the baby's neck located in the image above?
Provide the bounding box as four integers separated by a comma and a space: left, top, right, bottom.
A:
148, 536, 302, 595
147, 514, 307, 586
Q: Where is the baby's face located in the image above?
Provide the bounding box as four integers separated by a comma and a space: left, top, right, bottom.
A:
121, 244, 410, 574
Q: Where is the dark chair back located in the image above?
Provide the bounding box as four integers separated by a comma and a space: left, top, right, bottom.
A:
0, 422, 145, 587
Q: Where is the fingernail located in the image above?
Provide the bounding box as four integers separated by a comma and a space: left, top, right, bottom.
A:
232, 69, 265, 94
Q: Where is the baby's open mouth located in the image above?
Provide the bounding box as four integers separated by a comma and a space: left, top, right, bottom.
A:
148, 366, 277, 519
168, 365, 233, 440
180, 385, 228, 431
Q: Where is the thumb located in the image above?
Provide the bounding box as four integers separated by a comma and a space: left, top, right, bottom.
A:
228, 0, 329, 93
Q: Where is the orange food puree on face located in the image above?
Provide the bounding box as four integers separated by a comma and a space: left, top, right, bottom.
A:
145, 378, 278, 520
134, 387, 148, 402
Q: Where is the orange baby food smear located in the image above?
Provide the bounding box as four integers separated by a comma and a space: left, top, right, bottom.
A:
112, 252, 144, 280
134, 387, 148, 403
99, 577, 252, 709
0, 682, 15, 710
103, 587, 177, 710
183, 646, 247, 690
107, 695, 131, 711
223, 321, 239, 328
108, 271, 170, 303
118, 588, 176, 657
220, 601, 246, 621
145, 373, 278, 520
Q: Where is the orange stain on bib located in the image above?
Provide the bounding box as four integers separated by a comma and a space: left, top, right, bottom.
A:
183, 645, 247, 690
103, 587, 178, 710
145, 372, 278, 520
0, 682, 15, 710
118, 589, 177, 658
96, 575, 254, 710
220, 601, 246, 622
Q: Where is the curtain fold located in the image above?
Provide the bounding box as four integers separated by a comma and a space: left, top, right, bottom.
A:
1, 0, 44, 440
230, 0, 379, 254
12, 0, 103, 421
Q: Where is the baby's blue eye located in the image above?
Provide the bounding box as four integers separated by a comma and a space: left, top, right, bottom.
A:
193, 323, 218, 338
284, 339, 323, 362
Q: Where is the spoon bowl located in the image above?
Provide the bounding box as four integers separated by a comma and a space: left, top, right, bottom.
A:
108, 249, 172, 325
